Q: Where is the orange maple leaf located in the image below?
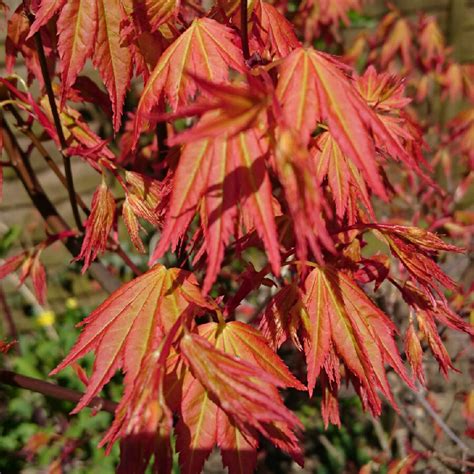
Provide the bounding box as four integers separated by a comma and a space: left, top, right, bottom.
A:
50, 264, 211, 412
177, 322, 304, 472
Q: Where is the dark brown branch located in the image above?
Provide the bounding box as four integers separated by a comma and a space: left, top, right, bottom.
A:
28, 14, 83, 231
8, 105, 90, 214
7, 107, 142, 277
240, 0, 250, 60
0, 370, 117, 414
0, 112, 121, 294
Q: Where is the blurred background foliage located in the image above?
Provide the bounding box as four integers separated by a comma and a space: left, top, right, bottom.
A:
0, 300, 121, 473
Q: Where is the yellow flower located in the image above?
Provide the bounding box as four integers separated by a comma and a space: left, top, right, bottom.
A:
66, 297, 79, 310
37, 310, 55, 327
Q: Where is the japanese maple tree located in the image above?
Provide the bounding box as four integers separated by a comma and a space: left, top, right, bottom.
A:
0, 0, 472, 472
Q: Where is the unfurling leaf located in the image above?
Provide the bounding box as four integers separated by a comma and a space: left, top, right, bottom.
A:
0, 253, 25, 280
27, 0, 66, 39
122, 198, 145, 253
274, 128, 333, 263
258, 284, 305, 351
253, 1, 300, 59
139, 0, 180, 32
297, 0, 363, 42
418, 15, 446, 70
0, 339, 17, 354
405, 321, 426, 385
122, 171, 166, 252
400, 282, 473, 377
6, 6, 45, 85
75, 179, 115, 272
24, 254, 47, 305
375, 11, 413, 71
387, 453, 423, 474
0, 250, 47, 304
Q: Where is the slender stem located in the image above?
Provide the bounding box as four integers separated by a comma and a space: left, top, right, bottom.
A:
397, 409, 471, 472
9, 106, 90, 213
0, 370, 117, 414
415, 386, 470, 453
240, 0, 250, 60
115, 248, 143, 276
30, 20, 83, 231
0, 261, 45, 314
436, 456, 474, 470
1, 111, 121, 294
7, 107, 142, 276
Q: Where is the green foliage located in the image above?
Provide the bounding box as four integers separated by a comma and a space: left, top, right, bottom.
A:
0, 226, 21, 257
0, 304, 120, 473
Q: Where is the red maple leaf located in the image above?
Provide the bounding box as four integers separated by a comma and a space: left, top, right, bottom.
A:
177, 321, 304, 472
133, 18, 246, 141
150, 126, 281, 293
50, 264, 211, 412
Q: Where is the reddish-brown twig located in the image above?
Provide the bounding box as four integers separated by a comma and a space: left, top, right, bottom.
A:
0, 370, 117, 414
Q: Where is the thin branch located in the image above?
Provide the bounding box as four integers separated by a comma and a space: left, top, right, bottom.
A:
4, 108, 142, 276
240, 0, 250, 60
108, 242, 143, 276
0, 370, 117, 414
8, 105, 90, 214
436, 455, 474, 470
397, 410, 455, 471
0, 259, 45, 314
397, 410, 473, 472
0, 111, 121, 294
394, 389, 472, 473
414, 386, 470, 453
27, 12, 83, 231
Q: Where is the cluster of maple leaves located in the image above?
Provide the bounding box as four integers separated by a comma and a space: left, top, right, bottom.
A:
0, 0, 473, 472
